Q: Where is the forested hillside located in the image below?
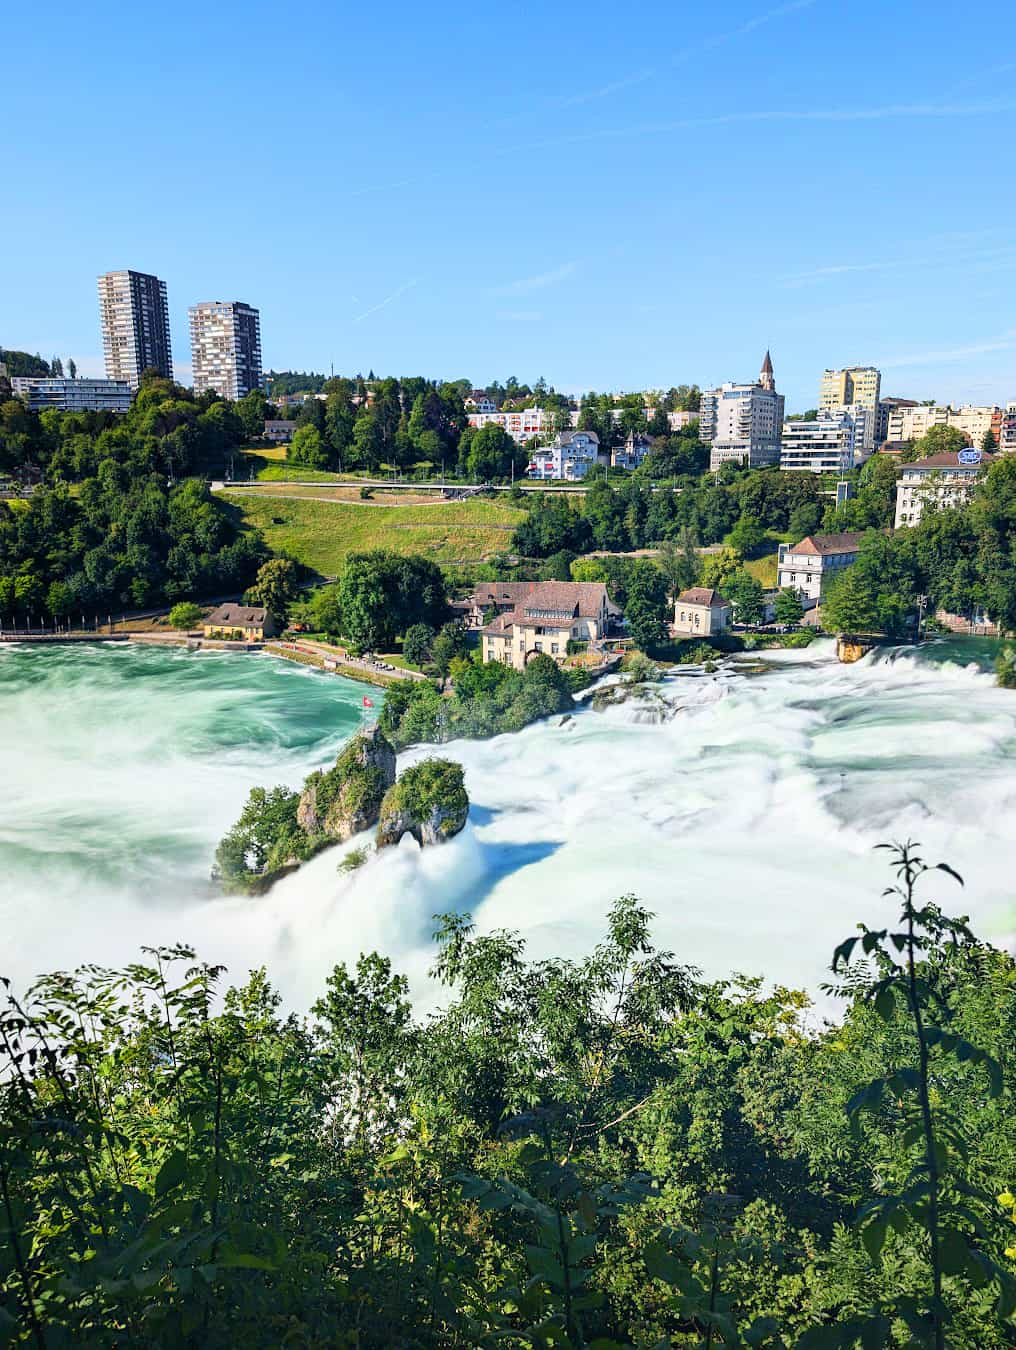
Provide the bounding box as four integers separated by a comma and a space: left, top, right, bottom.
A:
0, 376, 264, 613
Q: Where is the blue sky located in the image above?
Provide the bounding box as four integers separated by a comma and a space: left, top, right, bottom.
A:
3, 0, 1016, 411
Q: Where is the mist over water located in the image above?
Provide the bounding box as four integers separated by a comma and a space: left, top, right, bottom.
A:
2, 638, 1014, 1011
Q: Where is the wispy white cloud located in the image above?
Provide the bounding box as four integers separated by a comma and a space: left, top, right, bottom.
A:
350, 278, 420, 324
880, 330, 1016, 368
946, 61, 1016, 97
681, 0, 818, 60
555, 70, 656, 108
340, 98, 1016, 204
782, 257, 931, 284
491, 261, 578, 296
781, 240, 1016, 286
546, 0, 820, 113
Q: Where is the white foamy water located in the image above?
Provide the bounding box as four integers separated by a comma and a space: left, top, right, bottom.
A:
2, 638, 1014, 1009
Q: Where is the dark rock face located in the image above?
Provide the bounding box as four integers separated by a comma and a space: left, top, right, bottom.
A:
376, 759, 468, 849
298, 724, 397, 843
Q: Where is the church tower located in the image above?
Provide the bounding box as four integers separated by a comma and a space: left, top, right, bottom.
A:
759, 349, 775, 392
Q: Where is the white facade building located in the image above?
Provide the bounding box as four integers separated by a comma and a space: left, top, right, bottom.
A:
700, 352, 784, 470
780, 407, 867, 474
189, 301, 263, 401
894, 449, 994, 528
528, 430, 600, 481
776, 532, 865, 603
466, 407, 547, 442
98, 269, 173, 388
10, 377, 132, 413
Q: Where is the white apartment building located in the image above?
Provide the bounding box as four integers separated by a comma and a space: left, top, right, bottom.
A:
886, 403, 1001, 447
466, 406, 547, 442
894, 448, 994, 528
528, 430, 600, 481
776, 532, 865, 603
11, 377, 132, 414
819, 367, 881, 450
780, 407, 867, 474
189, 301, 263, 401
700, 352, 783, 470
98, 269, 173, 388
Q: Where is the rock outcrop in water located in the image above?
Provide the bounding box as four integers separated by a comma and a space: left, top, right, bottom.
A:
214, 728, 468, 894
298, 724, 396, 842
376, 759, 469, 848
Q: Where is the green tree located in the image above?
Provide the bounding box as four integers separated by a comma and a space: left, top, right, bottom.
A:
725, 513, 766, 558
461, 423, 526, 482
403, 622, 434, 667
245, 558, 300, 620
656, 528, 701, 597
722, 568, 766, 626
772, 587, 804, 626
309, 584, 343, 636
288, 423, 329, 469
430, 621, 469, 676
624, 558, 669, 651
538, 549, 576, 581
236, 388, 269, 439
169, 601, 205, 629
821, 564, 880, 633
912, 424, 969, 459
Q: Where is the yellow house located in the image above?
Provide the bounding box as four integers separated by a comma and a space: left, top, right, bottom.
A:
673, 588, 732, 637
481, 581, 612, 670
202, 604, 278, 641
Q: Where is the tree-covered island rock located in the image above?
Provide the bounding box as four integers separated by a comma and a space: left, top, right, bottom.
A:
213, 729, 467, 893
376, 759, 469, 848
297, 724, 396, 842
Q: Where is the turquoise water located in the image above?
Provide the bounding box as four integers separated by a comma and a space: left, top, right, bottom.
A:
2, 637, 1015, 1010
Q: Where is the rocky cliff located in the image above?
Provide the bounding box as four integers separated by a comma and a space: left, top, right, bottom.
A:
298, 724, 396, 842
376, 758, 469, 848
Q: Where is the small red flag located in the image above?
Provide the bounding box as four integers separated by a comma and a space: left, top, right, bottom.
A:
362, 696, 374, 708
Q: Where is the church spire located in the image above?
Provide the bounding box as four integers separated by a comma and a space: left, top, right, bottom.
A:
759, 349, 775, 391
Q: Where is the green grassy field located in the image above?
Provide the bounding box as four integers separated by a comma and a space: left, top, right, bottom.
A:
743, 528, 792, 589
221, 491, 526, 575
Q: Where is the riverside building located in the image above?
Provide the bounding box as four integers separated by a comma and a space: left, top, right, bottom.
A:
777, 532, 865, 604
894, 448, 995, 528
97, 269, 173, 388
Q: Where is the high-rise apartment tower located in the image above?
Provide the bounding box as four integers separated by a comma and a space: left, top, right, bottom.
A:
97, 269, 173, 389
188, 301, 263, 401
